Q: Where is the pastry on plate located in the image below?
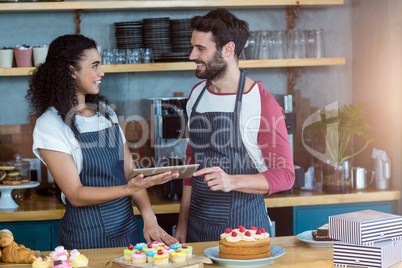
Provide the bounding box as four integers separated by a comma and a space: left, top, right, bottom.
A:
0, 162, 15, 171
2, 176, 22, 185
6, 170, 20, 177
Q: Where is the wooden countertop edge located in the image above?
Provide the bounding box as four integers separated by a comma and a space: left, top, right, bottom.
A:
1, 190, 399, 222
266, 190, 401, 207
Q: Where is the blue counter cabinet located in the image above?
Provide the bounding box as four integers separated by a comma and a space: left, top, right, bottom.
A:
0, 220, 60, 251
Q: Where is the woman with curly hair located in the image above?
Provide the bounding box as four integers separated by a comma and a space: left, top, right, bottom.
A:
26, 34, 179, 249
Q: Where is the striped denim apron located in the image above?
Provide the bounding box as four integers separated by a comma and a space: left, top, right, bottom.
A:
59, 123, 140, 249
187, 70, 271, 242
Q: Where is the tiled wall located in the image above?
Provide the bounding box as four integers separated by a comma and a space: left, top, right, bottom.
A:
0, 124, 34, 162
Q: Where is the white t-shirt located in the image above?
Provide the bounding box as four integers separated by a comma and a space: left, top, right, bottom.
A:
33, 106, 126, 175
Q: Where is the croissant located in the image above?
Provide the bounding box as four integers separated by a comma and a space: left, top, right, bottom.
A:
1, 241, 36, 264
0, 229, 14, 247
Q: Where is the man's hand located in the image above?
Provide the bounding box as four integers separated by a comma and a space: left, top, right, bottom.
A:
193, 167, 235, 192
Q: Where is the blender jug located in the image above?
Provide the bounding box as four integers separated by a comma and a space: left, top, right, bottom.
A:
372, 148, 391, 190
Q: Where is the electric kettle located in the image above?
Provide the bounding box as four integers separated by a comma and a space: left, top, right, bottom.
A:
372, 148, 391, 190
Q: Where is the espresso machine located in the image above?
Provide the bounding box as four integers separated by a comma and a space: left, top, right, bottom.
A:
149, 97, 188, 200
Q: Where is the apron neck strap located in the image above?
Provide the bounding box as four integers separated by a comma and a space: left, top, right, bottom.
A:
192, 69, 248, 113
234, 69, 247, 114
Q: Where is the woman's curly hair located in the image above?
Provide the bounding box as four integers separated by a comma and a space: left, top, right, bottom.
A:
26, 34, 111, 138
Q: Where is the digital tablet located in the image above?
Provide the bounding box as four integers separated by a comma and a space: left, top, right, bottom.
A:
129, 164, 200, 179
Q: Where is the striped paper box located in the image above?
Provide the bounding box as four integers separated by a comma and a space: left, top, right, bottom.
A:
334, 238, 402, 268
329, 210, 402, 245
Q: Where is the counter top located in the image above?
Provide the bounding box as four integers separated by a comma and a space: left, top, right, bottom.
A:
0, 236, 401, 267
0, 188, 399, 222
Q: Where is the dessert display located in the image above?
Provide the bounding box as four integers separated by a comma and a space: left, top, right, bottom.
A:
312, 223, 338, 241
30, 246, 88, 268
0, 229, 36, 264
112, 241, 211, 267
219, 226, 271, 260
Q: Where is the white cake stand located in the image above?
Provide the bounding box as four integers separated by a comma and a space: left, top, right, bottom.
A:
0, 182, 40, 209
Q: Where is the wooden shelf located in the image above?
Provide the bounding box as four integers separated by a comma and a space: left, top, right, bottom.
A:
0, 0, 344, 11
0, 57, 345, 76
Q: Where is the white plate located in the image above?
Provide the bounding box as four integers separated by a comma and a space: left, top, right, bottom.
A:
204, 245, 285, 267
296, 230, 336, 247
0, 181, 40, 189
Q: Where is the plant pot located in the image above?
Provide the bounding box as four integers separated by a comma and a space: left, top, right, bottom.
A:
33, 46, 48, 66
0, 49, 14, 68
322, 161, 352, 194
14, 48, 33, 67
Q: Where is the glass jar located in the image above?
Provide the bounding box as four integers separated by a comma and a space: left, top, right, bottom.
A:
11, 154, 32, 202
13, 154, 31, 179
322, 161, 352, 194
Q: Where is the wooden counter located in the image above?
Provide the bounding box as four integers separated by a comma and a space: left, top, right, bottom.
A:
0, 236, 401, 267
0, 188, 399, 222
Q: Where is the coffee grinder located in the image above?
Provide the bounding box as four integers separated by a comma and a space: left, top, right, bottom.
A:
149, 97, 188, 200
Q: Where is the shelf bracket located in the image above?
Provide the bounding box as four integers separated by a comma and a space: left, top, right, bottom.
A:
285, 5, 300, 30
75, 9, 82, 35
286, 67, 301, 95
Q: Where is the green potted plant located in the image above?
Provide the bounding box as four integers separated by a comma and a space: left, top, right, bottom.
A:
306, 102, 375, 193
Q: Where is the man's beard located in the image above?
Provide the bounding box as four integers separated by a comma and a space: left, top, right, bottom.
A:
195, 50, 227, 81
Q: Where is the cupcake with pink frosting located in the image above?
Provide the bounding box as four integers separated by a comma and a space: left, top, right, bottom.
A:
49, 246, 69, 261
162, 246, 174, 260
51, 255, 72, 268
131, 250, 146, 265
